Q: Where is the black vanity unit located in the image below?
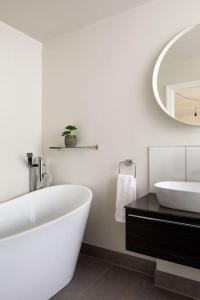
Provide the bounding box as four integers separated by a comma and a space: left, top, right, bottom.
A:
125, 193, 200, 269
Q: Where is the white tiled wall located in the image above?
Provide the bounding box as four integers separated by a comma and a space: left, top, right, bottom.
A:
186, 147, 200, 182
149, 146, 200, 192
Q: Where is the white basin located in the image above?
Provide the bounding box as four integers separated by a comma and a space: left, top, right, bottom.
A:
154, 181, 200, 213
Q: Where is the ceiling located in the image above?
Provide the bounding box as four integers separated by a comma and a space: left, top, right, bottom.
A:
0, 0, 153, 42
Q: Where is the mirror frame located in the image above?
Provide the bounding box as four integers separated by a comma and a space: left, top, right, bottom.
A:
152, 24, 200, 126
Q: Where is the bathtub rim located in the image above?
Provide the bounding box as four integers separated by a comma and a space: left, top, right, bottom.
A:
0, 184, 92, 243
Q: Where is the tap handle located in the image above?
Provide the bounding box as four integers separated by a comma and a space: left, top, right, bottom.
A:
27, 153, 33, 166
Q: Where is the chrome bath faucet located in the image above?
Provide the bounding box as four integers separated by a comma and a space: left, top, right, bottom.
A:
26, 153, 46, 192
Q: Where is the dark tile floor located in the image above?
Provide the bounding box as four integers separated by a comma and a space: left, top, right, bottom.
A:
52, 254, 192, 300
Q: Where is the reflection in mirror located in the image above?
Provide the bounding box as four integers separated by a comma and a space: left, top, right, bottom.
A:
153, 25, 200, 125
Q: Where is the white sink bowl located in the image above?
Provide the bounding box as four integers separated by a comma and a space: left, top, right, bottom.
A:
154, 181, 200, 213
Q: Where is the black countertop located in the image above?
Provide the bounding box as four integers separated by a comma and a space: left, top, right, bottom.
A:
125, 193, 200, 222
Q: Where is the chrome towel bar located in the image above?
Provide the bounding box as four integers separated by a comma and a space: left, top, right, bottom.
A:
119, 159, 136, 178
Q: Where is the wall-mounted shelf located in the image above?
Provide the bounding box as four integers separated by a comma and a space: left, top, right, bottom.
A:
49, 145, 98, 150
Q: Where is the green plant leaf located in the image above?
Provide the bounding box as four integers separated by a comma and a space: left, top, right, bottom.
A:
61, 130, 71, 137
65, 125, 77, 131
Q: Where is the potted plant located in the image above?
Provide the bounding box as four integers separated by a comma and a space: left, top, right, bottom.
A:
62, 125, 77, 147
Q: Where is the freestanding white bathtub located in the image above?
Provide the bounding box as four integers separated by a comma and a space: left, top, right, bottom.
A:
0, 184, 92, 300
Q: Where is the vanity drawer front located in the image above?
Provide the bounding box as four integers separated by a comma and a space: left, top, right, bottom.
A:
126, 211, 200, 269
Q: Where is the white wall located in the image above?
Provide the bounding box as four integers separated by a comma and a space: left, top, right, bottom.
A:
0, 21, 42, 202
157, 260, 200, 282
43, 0, 200, 274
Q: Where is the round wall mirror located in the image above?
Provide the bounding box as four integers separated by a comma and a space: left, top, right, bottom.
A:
153, 24, 200, 126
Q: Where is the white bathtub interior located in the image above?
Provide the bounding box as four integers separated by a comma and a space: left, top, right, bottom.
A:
0, 184, 91, 239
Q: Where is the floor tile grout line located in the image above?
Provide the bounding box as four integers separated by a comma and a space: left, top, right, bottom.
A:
77, 266, 114, 300
51, 256, 113, 300
154, 284, 197, 300
78, 263, 193, 300
76, 262, 114, 300
81, 253, 155, 278
52, 254, 193, 300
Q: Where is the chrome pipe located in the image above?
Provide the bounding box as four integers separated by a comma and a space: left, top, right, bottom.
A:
38, 156, 43, 182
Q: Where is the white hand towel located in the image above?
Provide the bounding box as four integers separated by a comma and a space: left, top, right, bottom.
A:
115, 174, 136, 223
